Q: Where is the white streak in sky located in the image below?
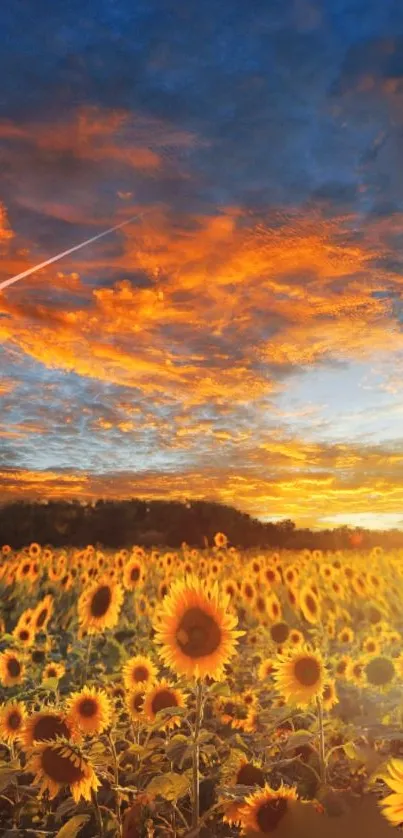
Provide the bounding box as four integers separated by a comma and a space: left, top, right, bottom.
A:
0, 211, 145, 292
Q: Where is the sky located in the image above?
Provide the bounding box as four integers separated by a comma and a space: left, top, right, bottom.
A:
2, 1, 403, 528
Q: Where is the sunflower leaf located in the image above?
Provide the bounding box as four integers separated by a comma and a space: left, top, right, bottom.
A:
146, 771, 191, 801
55, 814, 90, 838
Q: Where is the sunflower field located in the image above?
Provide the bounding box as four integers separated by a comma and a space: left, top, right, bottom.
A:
1, 537, 403, 837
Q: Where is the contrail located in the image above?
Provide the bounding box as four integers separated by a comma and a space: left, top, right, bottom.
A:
0, 210, 145, 292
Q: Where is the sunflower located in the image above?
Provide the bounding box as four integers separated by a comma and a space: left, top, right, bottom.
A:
338, 626, 354, 645
223, 580, 238, 600
270, 622, 290, 645
239, 784, 298, 834
123, 655, 158, 690
334, 655, 350, 679
362, 636, 381, 656
32, 595, 54, 633
214, 532, 228, 548
273, 646, 325, 708
321, 680, 338, 711
220, 756, 266, 826
241, 580, 257, 606
0, 700, 26, 743
66, 687, 112, 736
29, 542, 41, 559
258, 659, 275, 680
42, 662, 66, 683
299, 585, 321, 625
346, 658, 365, 686
153, 575, 243, 680
22, 710, 73, 748
123, 559, 145, 591
217, 696, 250, 731
0, 650, 25, 687
78, 577, 124, 634
125, 688, 146, 722
364, 656, 396, 690
28, 740, 100, 802
288, 629, 304, 647
12, 624, 35, 648
143, 680, 187, 730
16, 559, 34, 584
379, 758, 403, 826
266, 593, 282, 622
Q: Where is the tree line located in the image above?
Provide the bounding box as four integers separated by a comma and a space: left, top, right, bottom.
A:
0, 498, 401, 551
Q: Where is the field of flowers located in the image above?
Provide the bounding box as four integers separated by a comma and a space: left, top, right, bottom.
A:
0, 535, 403, 837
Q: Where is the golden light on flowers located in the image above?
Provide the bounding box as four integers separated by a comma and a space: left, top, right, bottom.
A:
338, 626, 354, 644
123, 558, 145, 591
0, 650, 25, 687
77, 577, 124, 633
214, 532, 228, 548
221, 756, 266, 826
125, 688, 146, 722
153, 575, 243, 680
66, 686, 112, 736
270, 622, 290, 645
12, 624, 35, 647
143, 679, 186, 730
299, 585, 321, 625
379, 758, 403, 827
239, 784, 298, 834
273, 646, 325, 708
258, 659, 275, 680
42, 662, 66, 682
0, 701, 26, 743
28, 741, 100, 802
32, 595, 54, 633
123, 655, 158, 690
321, 679, 338, 711
22, 710, 73, 748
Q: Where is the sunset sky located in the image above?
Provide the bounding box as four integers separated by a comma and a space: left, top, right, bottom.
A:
2, 1, 403, 528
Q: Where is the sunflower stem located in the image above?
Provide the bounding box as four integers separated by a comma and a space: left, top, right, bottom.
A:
316, 697, 326, 784
83, 633, 94, 686
108, 731, 122, 837
192, 679, 204, 832
92, 789, 105, 838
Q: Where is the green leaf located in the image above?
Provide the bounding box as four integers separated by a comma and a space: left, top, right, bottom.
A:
55, 814, 90, 838
146, 771, 191, 802
282, 731, 314, 753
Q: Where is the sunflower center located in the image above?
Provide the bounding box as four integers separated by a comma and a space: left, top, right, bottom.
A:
176, 606, 221, 658
33, 714, 70, 741
132, 693, 145, 713
294, 656, 321, 687
270, 623, 289, 644
133, 666, 149, 683
90, 585, 112, 618
46, 668, 57, 678
19, 630, 29, 642
304, 595, 318, 615
323, 684, 332, 700
8, 710, 22, 730
365, 657, 395, 686
78, 698, 98, 718
42, 746, 85, 784
7, 658, 21, 677
256, 798, 288, 833
21, 564, 30, 575
36, 608, 48, 628
130, 567, 140, 582
151, 689, 178, 714
237, 763, 265, 787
